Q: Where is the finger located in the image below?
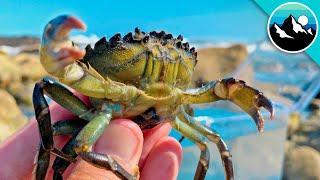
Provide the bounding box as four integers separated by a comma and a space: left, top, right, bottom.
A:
67, 119, 143, 180
139, 122, 172, 168
140, 136, 182, 180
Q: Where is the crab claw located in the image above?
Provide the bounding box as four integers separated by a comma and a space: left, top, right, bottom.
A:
40, 15, 86, 76
44, 15, 86, 41
214, 78, 274, 132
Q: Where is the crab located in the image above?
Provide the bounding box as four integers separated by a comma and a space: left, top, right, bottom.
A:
33, 15, 274, 180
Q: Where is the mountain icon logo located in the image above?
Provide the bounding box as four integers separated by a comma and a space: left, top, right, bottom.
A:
267, 2, 318, 53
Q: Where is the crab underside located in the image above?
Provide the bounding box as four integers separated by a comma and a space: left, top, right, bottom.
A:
33, 15, 274, 180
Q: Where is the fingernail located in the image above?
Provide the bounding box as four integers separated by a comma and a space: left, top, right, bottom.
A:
94, 119, 142, 162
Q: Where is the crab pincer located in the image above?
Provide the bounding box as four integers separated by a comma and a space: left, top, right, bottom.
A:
41, 15, 86, 75
215, 78, 274, 132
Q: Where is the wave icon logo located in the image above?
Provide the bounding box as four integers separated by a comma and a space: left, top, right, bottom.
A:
267, 2, 318, 53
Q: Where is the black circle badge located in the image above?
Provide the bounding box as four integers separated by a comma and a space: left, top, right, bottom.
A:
267, 2, 318, 53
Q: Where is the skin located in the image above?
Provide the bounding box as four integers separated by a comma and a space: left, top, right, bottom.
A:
0, 93, 182, 180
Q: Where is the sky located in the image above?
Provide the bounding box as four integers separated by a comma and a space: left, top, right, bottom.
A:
0, 0, 268, 43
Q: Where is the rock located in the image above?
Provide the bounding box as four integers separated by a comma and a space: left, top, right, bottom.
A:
287, 112, 301, 138
291, 110, 320, 152
0, 53, 22, 89
0, 53, 46, 106
10, 53, 46, 106
13, 53, 46, 81
0, 89, 27, 142
283, 146, 320, 180
193, 44, 249, 86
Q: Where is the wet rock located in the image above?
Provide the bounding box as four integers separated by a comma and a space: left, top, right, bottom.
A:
0, 89, 27, 142
193, 44, 249, 86
283, 146, 320, 180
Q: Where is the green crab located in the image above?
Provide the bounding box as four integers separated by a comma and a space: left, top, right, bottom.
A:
33, 15, 274, 180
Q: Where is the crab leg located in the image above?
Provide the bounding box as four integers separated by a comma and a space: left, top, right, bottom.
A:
34, 119, 87, 180
52, 120, 87, 180
35, 120, 86, 180
35, 143, 51, 180
178, 106, 234, 180
34, 77, 93, 120
73, 113, 138, 180
33, 78, 91, 179
33, 78, 137, 179
171, 117, 211, 180
52, 119, 87, 136
181, 78, 274, 132
52, 131, 80, 180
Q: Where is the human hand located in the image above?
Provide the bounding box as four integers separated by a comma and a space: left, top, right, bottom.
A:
0, 93, 182, 180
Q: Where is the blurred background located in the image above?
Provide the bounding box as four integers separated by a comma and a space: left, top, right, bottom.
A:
0, 0, 319, 179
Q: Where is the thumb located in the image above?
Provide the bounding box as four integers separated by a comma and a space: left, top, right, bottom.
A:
68, 119, 143, 180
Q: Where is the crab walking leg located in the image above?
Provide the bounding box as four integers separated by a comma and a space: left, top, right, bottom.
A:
52, 135, 78, 180
52, 131, 81, 180
181, 78, 274, 132
35, 144, 51, 180
33, 76, 93, 150
178, 107, 234, 180
52, 120, 87, 180
171, 117, 210, 180
33, 80, 58, 180
36, 120, 87, 180
73, 113, 137, 180
52, 119, 87, 136
33, 77, 93, 179
33, 120, 87, 180
39, 77, 93, 120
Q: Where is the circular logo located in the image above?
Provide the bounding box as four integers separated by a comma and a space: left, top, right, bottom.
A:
267, 2, 318, 53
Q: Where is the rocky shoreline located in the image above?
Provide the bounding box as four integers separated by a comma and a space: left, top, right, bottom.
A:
0, 40, 46, 141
